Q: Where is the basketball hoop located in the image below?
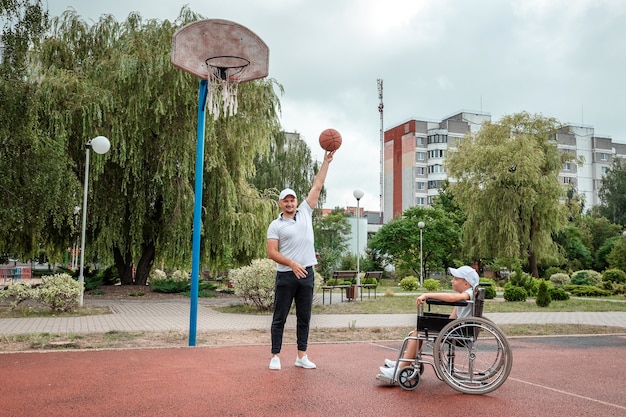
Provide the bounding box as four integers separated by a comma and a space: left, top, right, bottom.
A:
171, 19, 269, 119
205, 56, 249, 119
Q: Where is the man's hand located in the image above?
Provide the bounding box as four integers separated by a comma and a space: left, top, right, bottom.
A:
290, 261, 307, 279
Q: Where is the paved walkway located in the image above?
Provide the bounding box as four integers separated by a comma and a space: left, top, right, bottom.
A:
1, 296, 626, 335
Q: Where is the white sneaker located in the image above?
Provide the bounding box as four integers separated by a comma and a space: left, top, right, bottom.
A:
379, 366, 397, 380
269, 356, 281, 370
295, 354, 317, 369
384, 359, 397, 368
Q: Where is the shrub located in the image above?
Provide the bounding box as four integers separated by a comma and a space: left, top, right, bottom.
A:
399, 276, 419, 291
524, 277, 541, 297
549, 287, 570, 301
338, 280, 353, 286
325, 278, 338, 286
422, 278, 439, 291
84, 274, 104, 291
565, 285, 612, 297
571, 270, 602, 286
228, 258, 277, 311
602, 268, 626, 284
149, 269, 190, 293
479, 279, 497, 299
0, 282, 37, 309
544, 266, 565, 280
36, 273, 82, 312
535, 280, 551, 307
99, 265, 120, 286
362, 277, 378, 286
549, 273, 571, 287
503, 283, 527, 302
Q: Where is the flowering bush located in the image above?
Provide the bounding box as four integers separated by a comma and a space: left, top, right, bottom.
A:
149, 269, 190, 293
0, 282, 37, 309
229, 259, 277, 311
37, 273, 82, 312
549, 273, 571, 287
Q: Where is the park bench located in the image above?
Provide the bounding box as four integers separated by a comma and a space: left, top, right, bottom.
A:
321, 270, 357, 304
357, 271, 383, 300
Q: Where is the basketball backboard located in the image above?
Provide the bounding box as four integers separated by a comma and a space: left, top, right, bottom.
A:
171, 18, 269, 81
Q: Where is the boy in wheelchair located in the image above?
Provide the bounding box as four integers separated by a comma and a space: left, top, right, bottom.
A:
378, 265, 479, 380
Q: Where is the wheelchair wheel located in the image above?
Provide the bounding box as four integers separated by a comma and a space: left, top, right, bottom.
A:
398, 366, 420, 391
433, 316, 512, 395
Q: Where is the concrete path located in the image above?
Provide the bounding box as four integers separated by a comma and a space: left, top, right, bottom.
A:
1, 297, 626, 335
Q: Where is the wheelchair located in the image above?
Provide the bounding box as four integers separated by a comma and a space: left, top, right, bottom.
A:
376, 286, 512, 395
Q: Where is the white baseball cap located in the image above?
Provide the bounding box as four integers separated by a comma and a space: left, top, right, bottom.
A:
448, 265, 479, 288
279, 188, 297, 200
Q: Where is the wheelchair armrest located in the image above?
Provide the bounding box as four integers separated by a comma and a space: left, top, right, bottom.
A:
426, 298, 469, 307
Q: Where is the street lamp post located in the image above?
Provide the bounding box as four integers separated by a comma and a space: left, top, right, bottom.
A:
353, 189, 364, 297
78, 136, 110, 307
418, 221, 425, 287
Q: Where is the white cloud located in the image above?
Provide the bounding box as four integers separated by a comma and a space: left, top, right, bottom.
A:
46, 0, 626, 210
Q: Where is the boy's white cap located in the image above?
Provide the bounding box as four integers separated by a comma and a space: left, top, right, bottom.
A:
279, 188, 297, 200
448, 265, 479, 288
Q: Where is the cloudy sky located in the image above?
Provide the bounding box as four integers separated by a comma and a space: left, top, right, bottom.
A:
46, 0, 626, 211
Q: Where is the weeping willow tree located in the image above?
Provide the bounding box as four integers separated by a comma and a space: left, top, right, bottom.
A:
446, 112, 572, 277
0, 0, 73, 262
251, 131, 320, 203
35, 7, 281, 284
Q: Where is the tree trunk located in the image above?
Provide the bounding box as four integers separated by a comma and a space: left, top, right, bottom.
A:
528, 216, 539, 278
133, 243, 155, 286
113, 246, 134, 285
528, 251, 539, 278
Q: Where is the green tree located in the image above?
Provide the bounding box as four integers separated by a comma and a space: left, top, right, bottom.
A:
598, 159, 626, 227
251, 131, 318, 202
607, 237, 626, 272
34, 7, 280, 284
314, 207, 350, 279
0, 1, 71, 262
367, 206, 460, 277
553, 225, 592, 271
446, 112, 571, 277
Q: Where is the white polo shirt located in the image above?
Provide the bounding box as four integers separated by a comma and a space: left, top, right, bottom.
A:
267, 199, 317, 272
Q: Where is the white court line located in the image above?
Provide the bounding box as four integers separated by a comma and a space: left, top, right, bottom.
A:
509, 377, 626, 411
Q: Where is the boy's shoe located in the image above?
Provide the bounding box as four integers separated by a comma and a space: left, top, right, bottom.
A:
295, 355, 317, 369
379, 366, 397, 380
384, 359, 397, 368
269, 356, 281, 370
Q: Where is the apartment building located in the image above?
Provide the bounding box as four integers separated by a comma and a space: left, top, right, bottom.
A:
383, 110, 626, 222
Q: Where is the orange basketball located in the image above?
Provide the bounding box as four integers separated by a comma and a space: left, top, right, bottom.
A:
319, 128, 342, 151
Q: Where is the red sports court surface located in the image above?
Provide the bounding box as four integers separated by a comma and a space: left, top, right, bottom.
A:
1, 335, 625, 417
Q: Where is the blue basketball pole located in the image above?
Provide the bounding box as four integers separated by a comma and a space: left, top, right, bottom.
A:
189, 79, 208, 346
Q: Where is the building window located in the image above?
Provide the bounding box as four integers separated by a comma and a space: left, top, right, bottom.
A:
416, 136, 424, 145
416, 152, 426, 161
428, 180, 443, 189
416, 197, 425, 206
601, 166, 609, 174
563, 162, 571, 171
416, 166, 425, 175
428, 149, 446, 158
428, 164, 444, 174
417, 182, 425, 190
563, 177, 573, 184
600, 153, 608, 161
427, 134, 448, 144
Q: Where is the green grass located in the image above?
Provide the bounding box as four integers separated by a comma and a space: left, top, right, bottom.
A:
310, 292, 626, 315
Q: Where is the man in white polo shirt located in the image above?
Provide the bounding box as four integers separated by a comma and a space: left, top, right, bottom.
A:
266, 150, 335, 370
